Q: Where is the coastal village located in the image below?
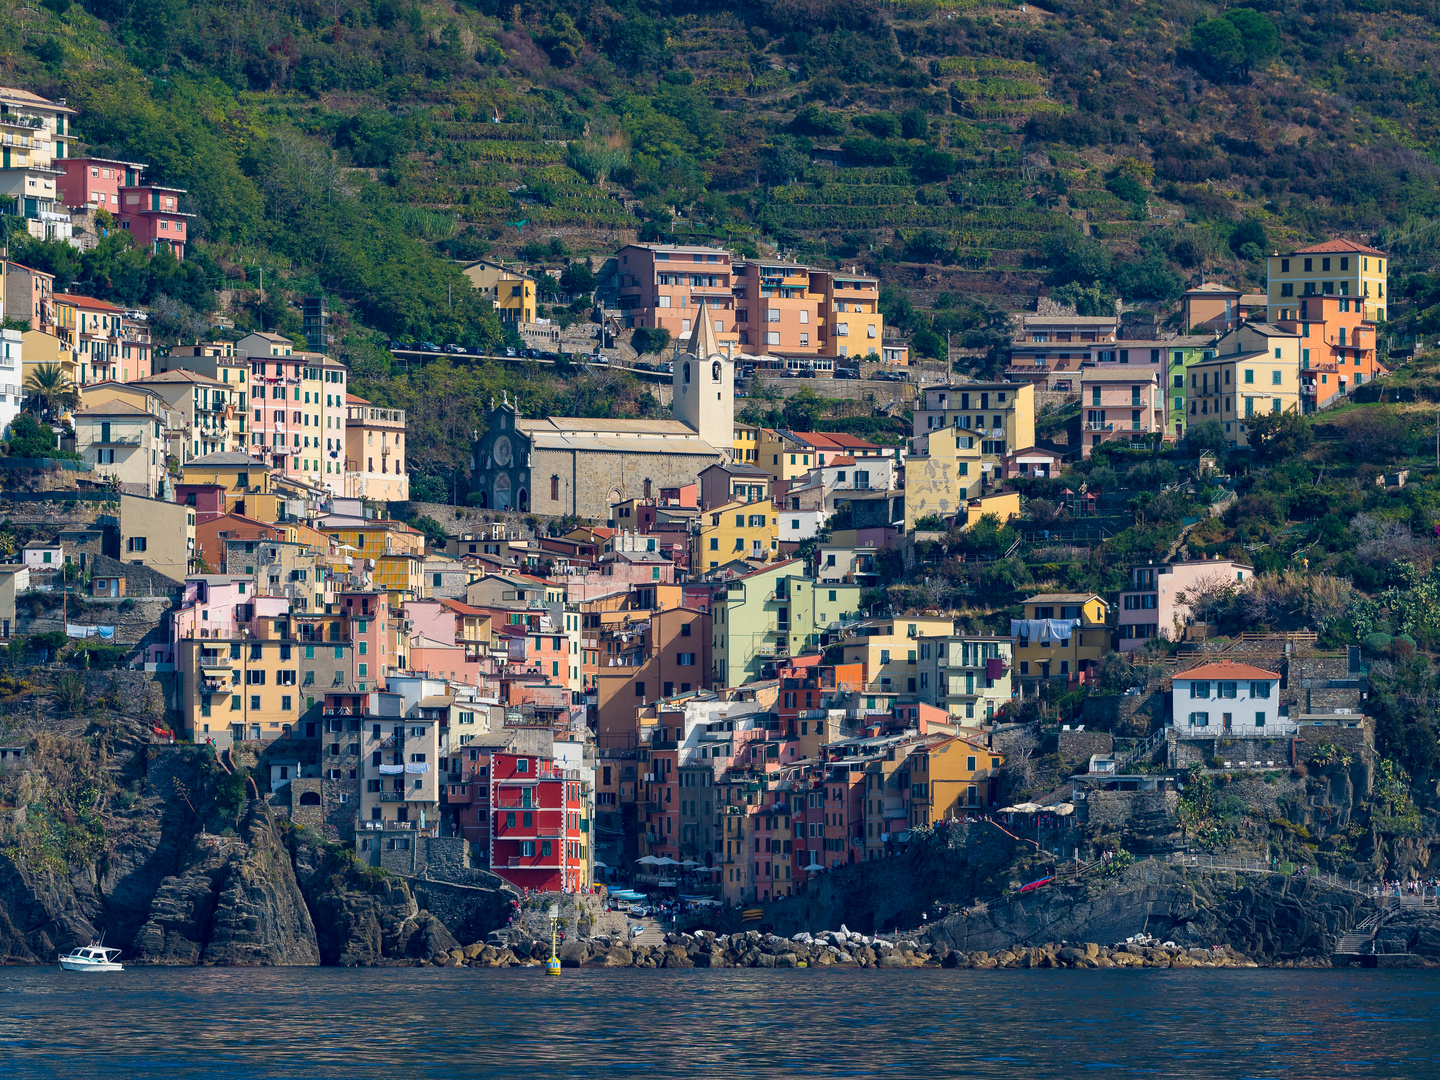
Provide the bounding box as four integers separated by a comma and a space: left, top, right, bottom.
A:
0, 83, 1431, 970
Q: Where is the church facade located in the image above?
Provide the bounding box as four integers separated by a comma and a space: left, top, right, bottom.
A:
470, 300, 735, 521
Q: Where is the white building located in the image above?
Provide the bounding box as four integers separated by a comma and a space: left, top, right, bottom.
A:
0, 328, 20, 438
1171, 661, 1292, 737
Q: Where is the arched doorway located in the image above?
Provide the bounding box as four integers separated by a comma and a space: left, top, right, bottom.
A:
518, 488, 529, 512
494, 474, 512, 510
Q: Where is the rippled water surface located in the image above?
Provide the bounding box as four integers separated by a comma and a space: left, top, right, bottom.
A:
1, 967, 1438, 1078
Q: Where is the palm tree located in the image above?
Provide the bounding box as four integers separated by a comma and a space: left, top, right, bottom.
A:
22, 363, 78, 420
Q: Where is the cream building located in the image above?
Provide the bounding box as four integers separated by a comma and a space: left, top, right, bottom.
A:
1185, 324, 1302, 448
344, 393, 408, 501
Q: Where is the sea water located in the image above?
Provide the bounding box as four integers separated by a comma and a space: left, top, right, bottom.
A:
1, 966, 1437, 1078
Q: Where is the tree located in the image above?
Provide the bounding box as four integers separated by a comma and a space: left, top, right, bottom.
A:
22, 362, 77, 420
1186, 419, 1228, 455
1176, 571, 1240, 630
1246, 410, 1313, 460
540, 13, 585, 66
6, 413, 58, 458
632, 326, 671, 356
910, 327, 945, 359
559, 263, 596, 296
1305, 574, 1354, 634
782, 387, 827, 431
900, 108, 928, 140
410, 515, 449, 547
1230, 217, 1268, 260
757, 138, 810, 186
1224, 8, 1281, 74
1190, 18, 1246, 80
1051, 281, 1115, 317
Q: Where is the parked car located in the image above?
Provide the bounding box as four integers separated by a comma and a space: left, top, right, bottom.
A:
834, 369, 858, 379
660, 361, 673, 373
592, 353, 608, 365
420, 341, 439, 352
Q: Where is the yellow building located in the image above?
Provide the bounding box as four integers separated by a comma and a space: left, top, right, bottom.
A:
1013, 593, 1109, 682
20, 329, 79, 391
962, 490, 1021, 529
841, 615, 954, 699
906, 736, 1005, 825
1266, 239, 1388, 324
323, 521, 425, 596
181, 636, 302, 745
757, 429, 816, 483
693, 499, 778, 572
120, 493, 197, 580
1186, 324, 1302, 449
732, 422, 761, 463
462, 259, 536, 323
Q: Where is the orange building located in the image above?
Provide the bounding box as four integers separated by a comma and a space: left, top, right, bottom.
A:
1276, 293, 1385, 410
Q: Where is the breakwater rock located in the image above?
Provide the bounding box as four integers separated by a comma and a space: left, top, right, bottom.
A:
453, 929, 1261, 970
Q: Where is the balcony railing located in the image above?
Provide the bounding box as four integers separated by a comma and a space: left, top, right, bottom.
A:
1083, 422, 1114, 432
379, 792, 404, 802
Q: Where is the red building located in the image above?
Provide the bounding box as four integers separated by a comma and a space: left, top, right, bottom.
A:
489, 751, 585, 892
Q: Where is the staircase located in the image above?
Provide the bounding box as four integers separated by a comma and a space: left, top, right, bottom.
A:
1117, 727, 1167, 770
1333, 909, 1387, 957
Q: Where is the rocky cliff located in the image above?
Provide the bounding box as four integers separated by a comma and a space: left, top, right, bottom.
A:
0, 736, 512, 966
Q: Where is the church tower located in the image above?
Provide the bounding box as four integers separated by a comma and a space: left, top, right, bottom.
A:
671, 296, 734, 452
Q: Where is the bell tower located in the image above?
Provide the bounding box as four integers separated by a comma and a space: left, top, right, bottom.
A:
671, 296, 734, 452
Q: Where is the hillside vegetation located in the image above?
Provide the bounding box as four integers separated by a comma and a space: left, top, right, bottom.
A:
6, 0, 1440, 471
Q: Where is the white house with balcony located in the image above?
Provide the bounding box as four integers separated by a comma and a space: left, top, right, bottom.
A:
1171, 661, 1292, 737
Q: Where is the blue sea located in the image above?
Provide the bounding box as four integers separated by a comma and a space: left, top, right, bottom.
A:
0, 967, 1436, 1078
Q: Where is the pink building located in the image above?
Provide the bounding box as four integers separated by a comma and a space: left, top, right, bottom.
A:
1117, 558, 1253, 651
339, 589, 388, 691
1079, 369, 1163, 457
119, 184, 190, 258
616, 243, 737, 343
56, 157, 146, 212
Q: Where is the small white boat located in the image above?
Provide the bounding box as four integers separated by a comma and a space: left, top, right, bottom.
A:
59, 944, 123, 972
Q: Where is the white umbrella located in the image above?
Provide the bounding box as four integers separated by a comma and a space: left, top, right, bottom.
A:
680, 859, 701, 868
636, 855, 660, 865
592, 860, 609, 868
654, 856, 681, 866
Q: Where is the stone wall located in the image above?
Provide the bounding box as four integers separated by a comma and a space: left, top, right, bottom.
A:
1169, 732, 1297, 770
1056, 730, 1114, 765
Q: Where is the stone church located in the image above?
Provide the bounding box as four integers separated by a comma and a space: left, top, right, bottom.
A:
471, 300, 734, 520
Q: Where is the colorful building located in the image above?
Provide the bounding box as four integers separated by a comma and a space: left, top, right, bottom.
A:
488, 751, 588, 892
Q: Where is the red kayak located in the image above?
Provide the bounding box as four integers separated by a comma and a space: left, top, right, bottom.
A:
1017, 877, 1055, 894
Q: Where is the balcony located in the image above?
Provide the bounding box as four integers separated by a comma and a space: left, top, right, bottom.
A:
1083, 422, 1114, 432
379, 792, 404, 802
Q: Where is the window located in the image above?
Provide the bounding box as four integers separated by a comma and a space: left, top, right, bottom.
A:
1188, 711, 1210, 727
127, 537, 147, 552
1244, 369, 1254, 384
1250, 681, 1271, 699
1190, 681, 1210, 699
635, 681, 646, 698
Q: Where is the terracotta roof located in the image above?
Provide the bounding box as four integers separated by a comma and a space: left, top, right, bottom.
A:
346, 393, 370, 405
438, 597, 488, 617
1288, 238, 1386, 256
52, 293, 122, 312
1176, 661, 1280, 681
